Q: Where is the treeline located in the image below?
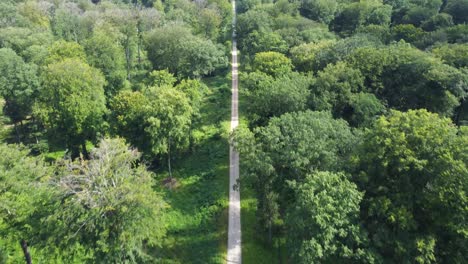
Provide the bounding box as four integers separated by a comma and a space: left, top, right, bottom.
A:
0, 0, 230, 262
233, 0, 468, 263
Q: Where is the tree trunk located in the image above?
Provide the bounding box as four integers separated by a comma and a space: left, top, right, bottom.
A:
125, 35, 131, 81
454, 99, 465, 126
137, 23, 142, 67
277, 238, 282, 264
14, 122, 20, 143
82, 142, 89, 160
168, 137, 173, 181
20, 239, 32, 264
70, 145, 80, 160
268, 224, 272, 244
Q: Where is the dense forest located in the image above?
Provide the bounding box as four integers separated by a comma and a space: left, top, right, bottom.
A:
0, 0, 467, 263
0, 0, 232, 262
233, 0, 468, 263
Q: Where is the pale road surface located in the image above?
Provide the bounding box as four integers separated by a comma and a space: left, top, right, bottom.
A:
227, 0, 241, 262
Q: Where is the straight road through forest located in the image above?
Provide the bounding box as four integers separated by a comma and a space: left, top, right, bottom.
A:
227, 0, 241, 262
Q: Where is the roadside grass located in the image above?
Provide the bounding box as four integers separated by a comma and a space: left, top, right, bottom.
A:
241, 185, 277, 264
155, 73, 231, 263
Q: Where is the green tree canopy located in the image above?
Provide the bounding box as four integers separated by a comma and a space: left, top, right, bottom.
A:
310, 61, 365, 115
290, 40, 336, 72
347, 44, 467, 116
354, 109, 468, 263
300, 0, 337, 24
37, 58, 107, 158
0, 143, 52, 263
44, 40, 87, 65
252, 51, 292, 77
145, 25, 227, 78
243, 72, 311, 124
0, 48, 39, 125
48, 138, 166, 262
432, 43, 468, 68
287, 171, 373, 264
84, 32, 127, 99
445, 0, 468, 24
110, 86, 193, 159
233, 111, 355, 238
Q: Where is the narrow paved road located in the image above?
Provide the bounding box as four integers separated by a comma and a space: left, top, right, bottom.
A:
227, 0, 241, 262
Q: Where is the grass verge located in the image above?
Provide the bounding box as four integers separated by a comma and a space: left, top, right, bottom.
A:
155, 73, 231, 263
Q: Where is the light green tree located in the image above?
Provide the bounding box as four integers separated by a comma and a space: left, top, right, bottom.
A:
44, 40, 87, 65
287, 171, 374, 263
110, 86, 193, 177
233, 111, 355, 241
49, 138, 166, 263
144, 86, 193, 178
252, 51, 293, 77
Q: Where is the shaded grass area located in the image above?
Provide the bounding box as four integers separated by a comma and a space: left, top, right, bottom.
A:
155, 73, 231, 263
241, 185, 277, 264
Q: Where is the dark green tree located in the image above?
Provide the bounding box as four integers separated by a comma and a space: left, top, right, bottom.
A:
0, 48, 39, 140
233, 111, 355, 241
445, 0, 468, 24
244, 72, 311, 124
145, 25, 227, 78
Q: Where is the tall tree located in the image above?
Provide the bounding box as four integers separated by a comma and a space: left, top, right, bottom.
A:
44, 40, 87, 65
0, 143, 52, 263
110, 86, 193, 172
310, 61, 365, 115
84, 31, 127, 99
252, 51, 293, 77
300, 0, 337, 24
244, 72, 311, 124
37, 59, 106, 158
143, 86, 193, 177
49, 138, 166, 262
346, 44, 467, 116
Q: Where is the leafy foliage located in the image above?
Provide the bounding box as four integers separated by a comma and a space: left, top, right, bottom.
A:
287, 171, 373, 264
354, 110, 468, 263
37, 59, 106, 157
49, 138, 166, 263
145, 25, 228, 78
0, 48, 39, 124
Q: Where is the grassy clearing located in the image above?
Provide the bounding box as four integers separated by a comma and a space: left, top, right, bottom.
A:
155, 73, 231, 263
